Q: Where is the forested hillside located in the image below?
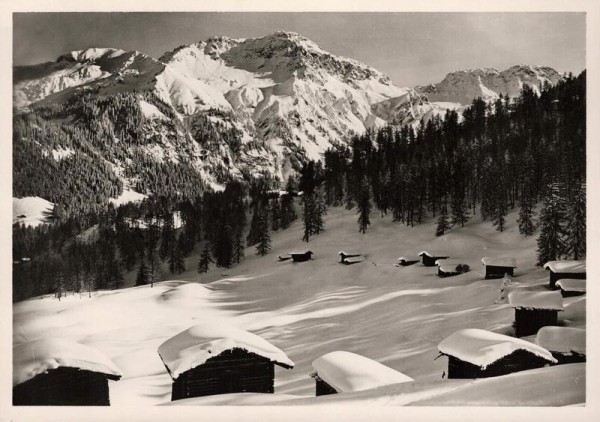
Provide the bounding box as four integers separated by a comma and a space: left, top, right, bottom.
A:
12, 71, 585, 302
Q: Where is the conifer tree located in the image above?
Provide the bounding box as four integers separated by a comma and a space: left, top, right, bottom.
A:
280, 191, 297, 229
271, 198, 281, 231
435, 202, 451, 237
357, 176, 371, 234
169, 235, 186, 274
256, 207, 271, 256
536, 191, 566, 265
565, 183, 586, 260
517, 199, 535, 236
198, 243, 213, 274
136, 257, 150, 286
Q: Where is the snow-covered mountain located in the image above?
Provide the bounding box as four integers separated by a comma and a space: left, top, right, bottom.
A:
416, 65, 563, 105
13, 32, 435, 188
13, 33, 564, 201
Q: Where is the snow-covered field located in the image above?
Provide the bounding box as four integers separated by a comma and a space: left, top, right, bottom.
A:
12, 197, 54, 227
12, 206, 586, 407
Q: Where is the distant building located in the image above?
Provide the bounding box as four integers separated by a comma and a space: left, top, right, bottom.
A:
508, 290, 563, 337
418, 251, 449, 267
436, 259, 469, 277
338, 251, 362, 263
438, 328, 556, 379
311, 351, 413, 396
397, 257, 418, 266
290, 251, 313, 262
158, 324, 294, 401
13, 338, 122, 406
535, 326, 586, 365
543, 261, 586, 289
481, 257, 517, 279
555, 279, 586, 297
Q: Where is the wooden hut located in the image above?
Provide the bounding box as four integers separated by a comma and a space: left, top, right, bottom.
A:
481, 257, 517, 279
543, 260, 586, 289
535, 327, 586, 364
397, 257, 419, 267
418, 251, 449, 267
437, 328, 556, 379
555, 279, 586, 297
13, 338, 122, 406
436, 259, 469, 277
338, 251, 362, 263
158, 323, 294, 401
311, 351, 413, 396
290, 251, 313, 262
508, 290, 563, 337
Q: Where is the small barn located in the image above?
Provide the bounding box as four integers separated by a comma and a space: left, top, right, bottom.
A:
481, 257, 517, 279
338, 251, 362, 263
397, 257, 418, 267
290, 251, 313, 262
437, 328, 556, 379
418, 251, 449, 267
13, 338, 122, 406
555, 279, 586, 297
535, 327, 586, 365
508, 290, 563, 337
543, 260, 586, 289
311, 351, 413, 396
158, 323, 294, 401
436, 259, 469, 277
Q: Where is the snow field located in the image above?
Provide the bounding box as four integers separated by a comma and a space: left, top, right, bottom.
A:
13, 206, 586, 405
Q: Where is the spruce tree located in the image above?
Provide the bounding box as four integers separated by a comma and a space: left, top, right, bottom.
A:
517, 199, 535, 236
536, 192, 566, 266
357, 176, 371, 234
169, 235, 186, 274
302, 193, 315, 242
565, 183, 586, 259
271, 198, 281, 231
136, 257, 150, 286
280, 192, 297, 229
256, 207, 272, 256
435, 202, 451, 237
198, 243, 213, 274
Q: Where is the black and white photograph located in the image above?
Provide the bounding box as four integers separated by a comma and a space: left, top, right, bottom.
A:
2, 0, 599, 420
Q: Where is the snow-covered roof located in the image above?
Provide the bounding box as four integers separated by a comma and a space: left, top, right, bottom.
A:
556, 279, 586, 293
543, 261, 586, 274
312, 351, 413, 393
508, 290, 563, 311
438, 328, 557, 368
481, 257, 517, 268
289, 251, 313, 255
13, 338, 122, 387
436, 259, 464, 272
535, 327, 586, 356
339, 251, 361, 256
158, 323, 294, 379
418, 251, 446, 257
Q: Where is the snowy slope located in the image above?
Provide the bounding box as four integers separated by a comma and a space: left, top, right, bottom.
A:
13, 196, 54, 227
13, 206, 586, 406
416, 65, 563, 105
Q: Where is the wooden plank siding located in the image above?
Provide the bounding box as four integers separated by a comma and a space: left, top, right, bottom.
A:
514, 308, 558, 337
13, 367, 116, 406
485, 265, 515, 279
170, 349, 276, 401
315, 378, 338, 396
447, 350, 552, 379
549, 271, 586, 288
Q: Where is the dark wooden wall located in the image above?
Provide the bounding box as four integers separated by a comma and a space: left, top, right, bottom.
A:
551, 352, 586, 365
315, 378, 338, 396
171, 348, 276, 401
422, 255, 447, 267
549, 272, 586, 288
13, 367, 114, 406
485, 265, 514, 279
514, 308, 558, 337
447, 350, 552, 379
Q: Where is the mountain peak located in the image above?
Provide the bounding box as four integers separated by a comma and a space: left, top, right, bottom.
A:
58, 48, 129, 63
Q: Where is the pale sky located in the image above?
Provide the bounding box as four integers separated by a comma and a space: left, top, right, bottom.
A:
13, 12, 585, 87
